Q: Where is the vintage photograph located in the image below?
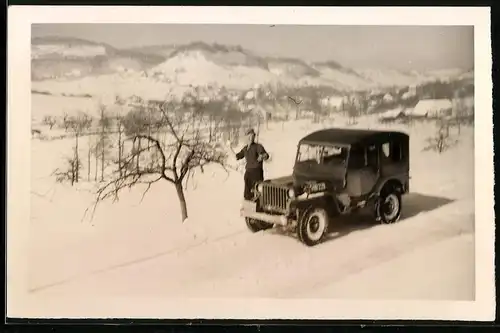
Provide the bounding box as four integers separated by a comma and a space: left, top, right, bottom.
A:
7, 6, 494, 321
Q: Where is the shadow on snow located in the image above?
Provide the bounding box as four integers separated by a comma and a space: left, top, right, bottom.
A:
269, 192, 455, 245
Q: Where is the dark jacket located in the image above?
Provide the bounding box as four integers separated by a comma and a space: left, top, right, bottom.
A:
236, 142, 269, 170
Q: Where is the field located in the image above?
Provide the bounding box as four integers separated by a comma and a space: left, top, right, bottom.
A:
21, 90, 476, 317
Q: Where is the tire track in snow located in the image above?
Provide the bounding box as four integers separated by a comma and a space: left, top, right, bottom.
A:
30, 200, 474, 299
176, 201, 473, 298
28, 227, 250, 294
266, 206, 474, 298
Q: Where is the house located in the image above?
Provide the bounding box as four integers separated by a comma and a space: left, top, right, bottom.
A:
378, 107, 406, 123
412, 99, 453, 118
320, 96, 344, 111
382, 93, 394, 103
244, 90, 256, 100
381, 107, 406, 118
401, 91, 416, 100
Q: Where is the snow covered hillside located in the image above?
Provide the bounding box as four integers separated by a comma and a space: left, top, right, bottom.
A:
22, 110, 476, 317
32, 37, 473, 99
31, 36, 165, 81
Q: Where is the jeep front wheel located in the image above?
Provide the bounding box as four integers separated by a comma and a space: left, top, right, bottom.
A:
297, 207, 329, 246
245, 218, 273, 233
376, 191, 402, 224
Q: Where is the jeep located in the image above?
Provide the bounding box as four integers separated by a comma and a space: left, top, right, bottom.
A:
240, 127, 410, 246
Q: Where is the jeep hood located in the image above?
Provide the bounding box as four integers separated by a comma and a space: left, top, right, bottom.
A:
267, 175, 295, 187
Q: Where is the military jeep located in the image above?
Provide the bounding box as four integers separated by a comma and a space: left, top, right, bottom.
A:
240, 128, 410, 246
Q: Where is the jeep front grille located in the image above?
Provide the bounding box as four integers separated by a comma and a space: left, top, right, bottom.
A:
261, 183, 288, 213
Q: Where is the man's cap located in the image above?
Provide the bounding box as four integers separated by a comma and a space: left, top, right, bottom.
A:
245, 128, 256, 135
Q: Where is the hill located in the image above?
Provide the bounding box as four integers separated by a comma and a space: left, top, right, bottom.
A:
31, 37, 473, 98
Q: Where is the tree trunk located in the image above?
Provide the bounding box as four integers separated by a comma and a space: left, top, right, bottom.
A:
87, 135, 91, 181
75, 133, 79, 182
136, 137, 141, 173
100, 108, 105, 182
100, 137, 105, 182
71, 160, 75, 186
209, 118, 213, 143
95, 140, 98, 182
148, 111, 151, 151
118, 125, 123, 177
175, 182, 188, 222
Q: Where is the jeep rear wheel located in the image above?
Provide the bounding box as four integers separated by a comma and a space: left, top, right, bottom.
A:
297, 207, 329, 246
245, 218, 273, 233
376, 191, 402, 224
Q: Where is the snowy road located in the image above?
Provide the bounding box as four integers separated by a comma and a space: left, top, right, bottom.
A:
26, 194, 474, 301
20, 116, 477, 318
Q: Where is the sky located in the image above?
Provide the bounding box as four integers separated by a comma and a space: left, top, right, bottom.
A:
32, 24, 474, 71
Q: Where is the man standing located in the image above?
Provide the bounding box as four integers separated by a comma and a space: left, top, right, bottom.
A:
235, 129, 269, 200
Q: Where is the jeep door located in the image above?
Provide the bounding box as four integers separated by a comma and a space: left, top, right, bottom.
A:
346, 144, 379, 197
379, 138, 408, 178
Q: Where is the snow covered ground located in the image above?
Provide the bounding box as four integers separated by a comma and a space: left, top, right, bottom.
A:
18, 93, 479, 319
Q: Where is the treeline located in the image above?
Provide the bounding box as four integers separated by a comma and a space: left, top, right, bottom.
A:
50, 90, 260, 188
50, 90, 270, 222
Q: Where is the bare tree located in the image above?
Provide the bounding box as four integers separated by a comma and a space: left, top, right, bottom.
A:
122, 104, 150, 173
115, 114, 125, 177
81, 113, 94, 182
62, 113, 71, 132
88, 133, 93, 181
423, 118, 458, 154
452, 90, 470, 135
304, 90, 323, 123
345, 97, 359, 125
42, 115, 57, 130
288, 96, 302, 120
91, 95, 230, 222
96, 104, 113, 182
52, 155, 82, 186
57, 112, 89, 184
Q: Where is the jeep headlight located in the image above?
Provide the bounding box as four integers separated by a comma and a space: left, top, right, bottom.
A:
257, 183, 263, 193
287, 188, 295, 198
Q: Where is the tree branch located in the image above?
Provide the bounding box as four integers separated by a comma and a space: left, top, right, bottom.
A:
133, 134, 174, 183
179, 149, 196, 181
158, 101, 181, 142
85, 169, 164, 223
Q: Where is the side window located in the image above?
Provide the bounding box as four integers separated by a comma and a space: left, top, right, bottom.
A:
381, 141, 402, 163
382, 142, 390, 158
391, 140, 403, 161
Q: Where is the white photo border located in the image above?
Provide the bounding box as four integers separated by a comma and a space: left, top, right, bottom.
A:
6, 6, 495, 321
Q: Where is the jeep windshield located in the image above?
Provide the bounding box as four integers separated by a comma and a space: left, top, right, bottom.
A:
295, 143, 348, 166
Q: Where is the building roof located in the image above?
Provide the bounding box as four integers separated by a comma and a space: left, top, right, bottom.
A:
299, 128, 408, 146
380, 107, 405, 118
321, 96, 344, 107
413, 98, 453, 116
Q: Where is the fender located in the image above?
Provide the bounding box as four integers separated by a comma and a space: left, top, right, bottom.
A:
288, 190, 340, 217
373, 176, 406, 196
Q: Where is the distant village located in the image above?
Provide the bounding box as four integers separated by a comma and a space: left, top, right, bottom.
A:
32, 74, 475, 144
155, 75, 476, 128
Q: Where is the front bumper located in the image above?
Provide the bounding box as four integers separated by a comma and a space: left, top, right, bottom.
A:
240, 200, 291, 226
